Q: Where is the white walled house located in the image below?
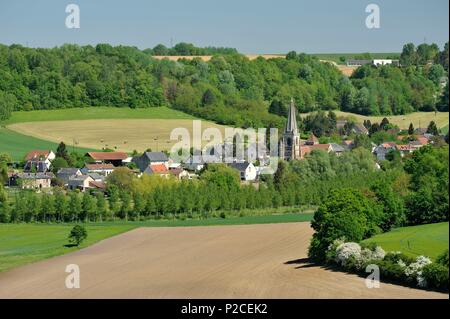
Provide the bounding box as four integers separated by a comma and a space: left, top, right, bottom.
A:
24, 150, 56, 171
229, 162, 257, 182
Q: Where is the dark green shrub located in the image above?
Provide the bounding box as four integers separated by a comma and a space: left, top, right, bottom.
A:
436, 249, 449, 267
376, 259, 409, 283
308, 188, 383, 262
68, 225, 88, 246
422, 263, 449, 290
383, 252, 415, 265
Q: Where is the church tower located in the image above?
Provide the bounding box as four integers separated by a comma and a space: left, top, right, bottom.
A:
280, 98, 300, 160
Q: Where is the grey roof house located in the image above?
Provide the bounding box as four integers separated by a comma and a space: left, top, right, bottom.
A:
57, 168, 82, 185
132, 151, 169, 172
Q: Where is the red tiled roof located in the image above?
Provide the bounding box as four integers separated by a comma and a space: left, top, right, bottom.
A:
381, 142, 397, 148
416, 137, 429, 145
300, 146, 312, 158
310, 144, 331, 151
150, 164, 168, 173
87, 152, 128, 161
85, 163, 115, 170
25, 150, 51, 161
169, 168, 185, 176
89, 181, 106, 189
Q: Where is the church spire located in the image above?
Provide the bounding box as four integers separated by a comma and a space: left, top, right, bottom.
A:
285, 98, 298, 133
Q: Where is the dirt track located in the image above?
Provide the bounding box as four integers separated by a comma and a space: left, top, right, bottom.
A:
0, 223, 446, 299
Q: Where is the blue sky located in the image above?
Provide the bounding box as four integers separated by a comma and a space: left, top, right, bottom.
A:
0, 0, 448, 53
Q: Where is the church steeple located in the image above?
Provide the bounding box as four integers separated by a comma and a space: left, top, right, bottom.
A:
280, 98, 301, 160
285, 98, 298, 134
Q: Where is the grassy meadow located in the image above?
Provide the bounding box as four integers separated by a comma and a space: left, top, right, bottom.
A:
2, 106, 194, 125
0, 212, 313, 272
0, 127, 97, 161
0, 223, 136, 272
363, 222, 449, 260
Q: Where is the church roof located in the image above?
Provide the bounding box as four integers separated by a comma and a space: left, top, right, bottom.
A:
285, 98, 298, 133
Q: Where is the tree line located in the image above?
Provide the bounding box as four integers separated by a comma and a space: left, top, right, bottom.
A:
0, 42, 448, 126
3, 142, 447, 225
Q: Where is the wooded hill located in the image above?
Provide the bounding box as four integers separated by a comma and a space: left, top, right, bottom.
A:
0, 42, 448, 127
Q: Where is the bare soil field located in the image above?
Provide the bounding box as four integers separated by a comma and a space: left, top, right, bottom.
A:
0, 223, 445, 299
8, 119, 227, 153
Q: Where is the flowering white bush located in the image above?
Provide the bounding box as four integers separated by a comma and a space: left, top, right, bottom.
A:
404, 256, 432, 288
361, 246, 386, 261
326, 241, 437, 290
335, 242, 361, 266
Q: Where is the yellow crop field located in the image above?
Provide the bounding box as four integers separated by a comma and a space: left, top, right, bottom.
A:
8, 119, 228, 153
300, 111, 449, 130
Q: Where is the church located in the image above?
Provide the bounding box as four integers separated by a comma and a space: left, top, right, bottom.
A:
279, 98, 301, 160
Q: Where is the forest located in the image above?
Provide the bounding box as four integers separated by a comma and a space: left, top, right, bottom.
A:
0, 42, 448, 127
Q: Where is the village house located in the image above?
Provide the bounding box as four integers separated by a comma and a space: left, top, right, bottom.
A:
85, 152, 129, 166
24, 160, 48, 173
229, 162, 257, 181
144, 163, 170, 177
132, 151, 170, 173
183, 156, 205, 172
68, 175, 94, 191
24, 150, 55, 171
56, 168, 82, 185
89, 180, 106, 191
169, 167, 190, 180
329, 143, 346, 155
373, 142, 398, 161
87, 172, 105, 182
396, 144, 414, 157
14, 172, 55, 189
81, 163, 115, 176
352, 123, 369, 135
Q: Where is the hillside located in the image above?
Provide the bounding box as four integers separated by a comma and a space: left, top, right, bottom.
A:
363, 222, 449, 260
0, 127, 96, 161
1, 43, 447, 130
300, 110, 449, 130
3, 107, 227, 154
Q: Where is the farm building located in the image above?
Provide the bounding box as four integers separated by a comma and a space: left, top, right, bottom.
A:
81, 163, 115, 176
85, 152, 129, 166
372, 59, 400, 66
346, 59, 372, 67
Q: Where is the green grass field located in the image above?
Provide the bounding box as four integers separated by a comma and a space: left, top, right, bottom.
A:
0, 212, 313, 272
311, 52, 400, 65
363, 222, 449, 260
0, 223, 136, 272
2, 106, 194, 125
0, 127, 97, 161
